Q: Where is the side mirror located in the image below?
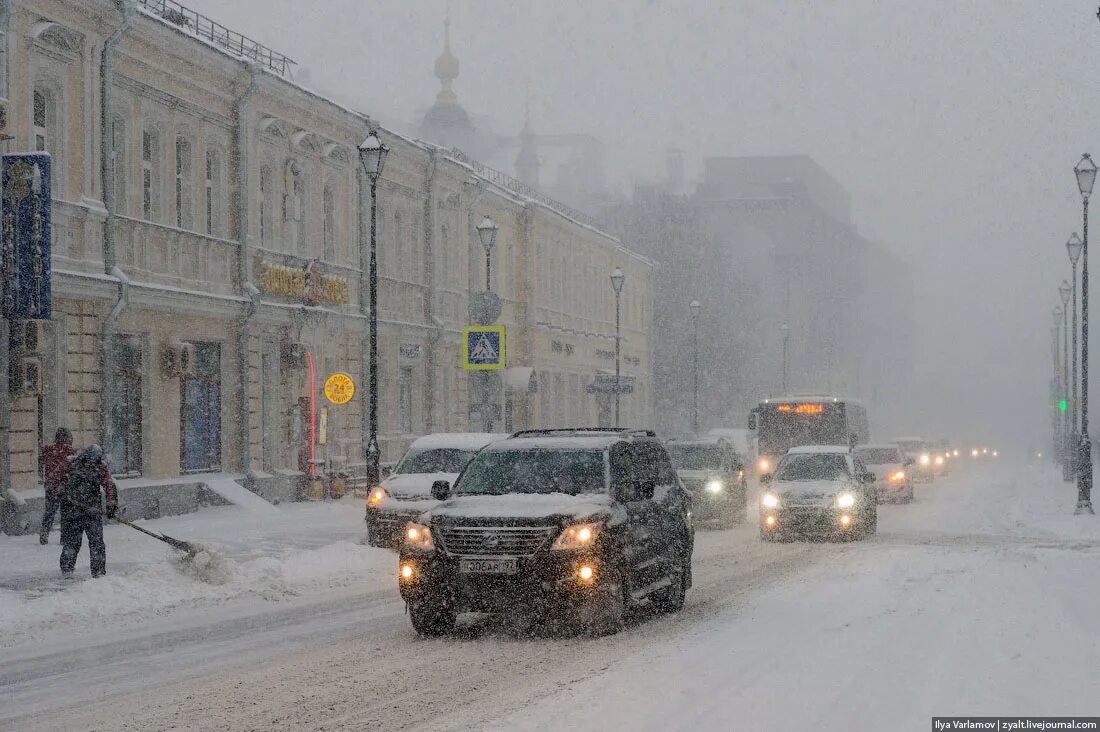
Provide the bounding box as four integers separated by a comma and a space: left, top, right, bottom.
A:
635, 480, 656, 501
430, 480, 451, 501
861, 472, 877, 484
747, 413, 758, 430
759, 473, 773, 485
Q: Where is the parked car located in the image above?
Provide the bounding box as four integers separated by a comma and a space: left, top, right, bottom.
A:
853, 444, 914, 503
759, 445, 878, 540
665, 436, 747, 526
365, 433, 508, 548
396, 428, 695, 637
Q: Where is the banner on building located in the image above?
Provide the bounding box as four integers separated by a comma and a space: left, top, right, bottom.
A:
1, 153, 52, 320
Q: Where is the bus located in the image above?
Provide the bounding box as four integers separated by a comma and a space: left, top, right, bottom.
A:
747, 396, 870, 475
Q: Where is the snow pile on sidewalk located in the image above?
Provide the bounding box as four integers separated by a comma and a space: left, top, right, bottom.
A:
0, 501, 397, 648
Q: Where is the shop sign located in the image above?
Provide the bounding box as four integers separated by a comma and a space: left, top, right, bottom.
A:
324, 372, 355, 405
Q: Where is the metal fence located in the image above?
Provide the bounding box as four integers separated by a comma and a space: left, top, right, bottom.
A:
138, 0, 296, 78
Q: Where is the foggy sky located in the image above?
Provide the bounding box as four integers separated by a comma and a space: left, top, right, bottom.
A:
187, 0, 1099, 451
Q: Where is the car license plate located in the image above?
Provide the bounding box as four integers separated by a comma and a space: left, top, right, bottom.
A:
459, 558, 518, 575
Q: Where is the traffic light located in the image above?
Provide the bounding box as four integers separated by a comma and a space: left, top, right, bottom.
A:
1059, 399, 1068, 412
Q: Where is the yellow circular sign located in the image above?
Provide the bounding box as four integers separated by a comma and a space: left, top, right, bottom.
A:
324, 372, 355, 405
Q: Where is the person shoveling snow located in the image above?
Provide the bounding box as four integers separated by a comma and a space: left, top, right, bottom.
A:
60, 445, 226, 583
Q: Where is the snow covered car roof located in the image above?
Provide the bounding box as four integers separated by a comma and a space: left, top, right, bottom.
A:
787, 445, 852, 455
854, 444, 904, 452
407, 433, 510, 450
486, 434, 626, 452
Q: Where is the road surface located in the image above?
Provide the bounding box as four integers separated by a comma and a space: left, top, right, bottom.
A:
3, 460, 1098, 731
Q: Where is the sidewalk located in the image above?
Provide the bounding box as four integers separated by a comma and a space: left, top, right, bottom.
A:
0, 498, 398, 649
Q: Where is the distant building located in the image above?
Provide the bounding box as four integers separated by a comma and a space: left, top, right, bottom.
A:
604, 154, 915, 437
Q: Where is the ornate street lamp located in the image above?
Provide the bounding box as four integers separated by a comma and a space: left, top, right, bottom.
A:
476, 216, 498, 292
1074, 153, 1096, 514
1067, 233, 1083, 481
690, 300, 701, 434
358, 130, 389, 485
610, 267, 625, 428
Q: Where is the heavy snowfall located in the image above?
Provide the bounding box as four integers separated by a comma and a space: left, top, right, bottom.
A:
2, 460, 1099, 731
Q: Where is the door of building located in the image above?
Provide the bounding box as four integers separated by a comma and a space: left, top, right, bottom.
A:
180, 343, 221, 472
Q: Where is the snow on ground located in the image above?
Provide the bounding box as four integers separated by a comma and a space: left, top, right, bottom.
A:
476, 459, 1100, 732
0, 498, 396, 648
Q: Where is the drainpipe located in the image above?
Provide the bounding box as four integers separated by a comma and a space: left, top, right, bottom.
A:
99, 0, 135, 455
235, 64, 261, 483
423, 150, 439, 430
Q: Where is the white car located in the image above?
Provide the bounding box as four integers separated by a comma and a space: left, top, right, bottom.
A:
365, 433, 508, 547
853, 444, 914, 504
759, 446, 878, 541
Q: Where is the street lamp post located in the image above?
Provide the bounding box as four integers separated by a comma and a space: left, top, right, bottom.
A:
476, 216, 498, 292
1074, 153, 1096, 514
1055, 305, 1066, 467
690, 300, 701, 434
780, 322, 790, 393
1060, 280, 1072, 479
1068, 233, 1083, 479
610, 267, 625, 428
359, 130, 389, 486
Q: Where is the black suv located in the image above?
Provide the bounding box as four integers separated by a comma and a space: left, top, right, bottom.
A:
396, 428, 695, 637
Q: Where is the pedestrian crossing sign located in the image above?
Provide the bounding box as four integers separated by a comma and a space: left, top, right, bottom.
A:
462, 326, 506, 370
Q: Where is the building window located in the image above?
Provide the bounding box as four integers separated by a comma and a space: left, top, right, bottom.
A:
109, 335, 143, 476
0, 29, 7, 100
323, 186, 335, 261
142, 129, 159, 220
259, 167, 272, 247
180, 342, 221, 472
284, 161, 304, 254
390, 212, 402, 279
175, 137, 192, 229
398, 366, 413, 433
111, 117, 127, 215
33, 90, 47, 151
205, 148, 221, 236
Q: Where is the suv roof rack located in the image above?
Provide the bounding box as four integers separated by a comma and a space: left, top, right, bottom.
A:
509, 427, 657, 439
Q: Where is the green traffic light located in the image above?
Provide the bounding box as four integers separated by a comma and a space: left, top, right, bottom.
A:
1059, 399, 1068, 412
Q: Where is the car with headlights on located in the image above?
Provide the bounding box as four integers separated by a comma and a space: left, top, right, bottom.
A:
365, 433, 508, 548
396, 428, 694, 637
665, 436, 747, 527
759, 446, 878, 541
853, 444, 914, 503
893, 437, 935, 483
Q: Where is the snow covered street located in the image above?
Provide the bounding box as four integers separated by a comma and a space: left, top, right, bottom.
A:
3, 460, 1099, 731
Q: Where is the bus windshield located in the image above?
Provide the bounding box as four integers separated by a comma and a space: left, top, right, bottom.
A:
755, 401, 864, 457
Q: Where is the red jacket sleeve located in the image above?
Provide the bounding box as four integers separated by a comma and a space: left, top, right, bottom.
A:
100, 464, 118, 508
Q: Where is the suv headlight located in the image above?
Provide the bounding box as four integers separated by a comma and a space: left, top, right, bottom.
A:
368, 487, 388, 505
757, 457, 772, 473
552, 522, 601, 550
761, 492, 779, 508
403, 522, 434, 550
705, 479, 724, 494
919, 454, 931, 466
836, 492, 856, 509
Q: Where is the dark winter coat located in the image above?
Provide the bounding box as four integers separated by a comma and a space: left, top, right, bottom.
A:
40, 443, 76, 496
62, 453, 118, 513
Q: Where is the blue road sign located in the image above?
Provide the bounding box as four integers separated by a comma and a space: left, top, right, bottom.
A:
2, 153, 52, 320
462, 326, 506, 370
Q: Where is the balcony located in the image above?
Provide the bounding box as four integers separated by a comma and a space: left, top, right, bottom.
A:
114, 215, 239, 297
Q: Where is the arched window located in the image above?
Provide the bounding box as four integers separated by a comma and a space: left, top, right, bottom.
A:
259, 167, 272, 248
205, 148, 222, 236
142, 128, 160, 221
323, 186, 335, 261
110, 116, 127, 215
283, 160, 304, 254
32, 86, 62, 190
175, 136, 192, 229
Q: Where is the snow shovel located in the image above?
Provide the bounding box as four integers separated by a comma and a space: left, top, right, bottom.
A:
66, 499, 200, 557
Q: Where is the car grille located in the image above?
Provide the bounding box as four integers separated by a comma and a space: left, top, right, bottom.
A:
437, 526, 556, 557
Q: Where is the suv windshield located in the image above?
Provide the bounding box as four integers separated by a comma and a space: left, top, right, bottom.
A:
666, 445, 721, 470
397, 448, 478, 475
775, 453, 851, 481
854, 448, 901, 465
454, 449, 606, 496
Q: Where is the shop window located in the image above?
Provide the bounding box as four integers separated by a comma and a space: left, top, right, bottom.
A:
180, 342, 221, 472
